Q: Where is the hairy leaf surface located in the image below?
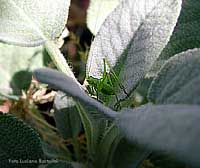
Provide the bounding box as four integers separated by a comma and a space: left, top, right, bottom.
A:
160, 0, 200, 59
87, 0, 120, 35
148, 48, 200, 104
0, 113, 43, 167
0, 43, 44, 98
87, 0, 182, 99
117, 104, 200, 166
0, 0, 70, 46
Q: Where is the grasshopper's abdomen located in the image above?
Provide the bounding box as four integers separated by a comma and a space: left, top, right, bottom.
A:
101, 83, 115, 95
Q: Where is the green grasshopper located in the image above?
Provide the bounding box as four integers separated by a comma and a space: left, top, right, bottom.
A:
87, 58, 128, 109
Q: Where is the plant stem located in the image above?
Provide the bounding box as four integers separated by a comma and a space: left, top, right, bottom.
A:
44, 41, 75, 79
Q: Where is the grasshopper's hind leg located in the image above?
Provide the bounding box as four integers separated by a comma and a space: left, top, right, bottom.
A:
111, 71, 128, 96
114, 94, 122, 111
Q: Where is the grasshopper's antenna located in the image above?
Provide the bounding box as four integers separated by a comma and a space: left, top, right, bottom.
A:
103, 58, 107, 78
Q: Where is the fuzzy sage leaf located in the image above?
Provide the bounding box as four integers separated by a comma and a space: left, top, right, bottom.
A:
86, 0, 182, 100
87, 0, 120, 35
160, 0, 200, 59
148, 48, 200, 104
0, 113, 43, 167
117, 104, 200, 166
0, 0, 70, 46
0, 43, 44, 99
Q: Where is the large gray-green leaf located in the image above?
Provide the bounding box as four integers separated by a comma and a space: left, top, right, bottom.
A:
0, 43, 44, 98
86, 0, 182, 100
54, 92, 82, 139
0, 113, 43, 168
117, 104, 200, 166
148, 48, 200, 104
159, 0, 200, 59
0, 0, 70, 46
87, 0, 120, 35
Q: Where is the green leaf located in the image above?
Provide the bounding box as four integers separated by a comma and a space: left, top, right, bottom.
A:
117, 104, 200, 166
148, 49, 200, 104
145, 60, 166, 78
54, 91, 84, 161
0, 0, 70, 46
54, 92, 82, 139
0, 43, 44, 98
86, 0, 182, 100
75, 103, 97, 158
112, 139, 150, 168
93, 124, 121, 167
87, 0, 120, 35
0, 113, 43, 168
160, 0, 200, 59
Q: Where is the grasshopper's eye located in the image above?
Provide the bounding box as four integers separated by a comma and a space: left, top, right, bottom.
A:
87, 77, 92, 84
87, 76, 96, 85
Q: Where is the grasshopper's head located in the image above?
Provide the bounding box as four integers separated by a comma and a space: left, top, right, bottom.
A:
87, 76, 98, 87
